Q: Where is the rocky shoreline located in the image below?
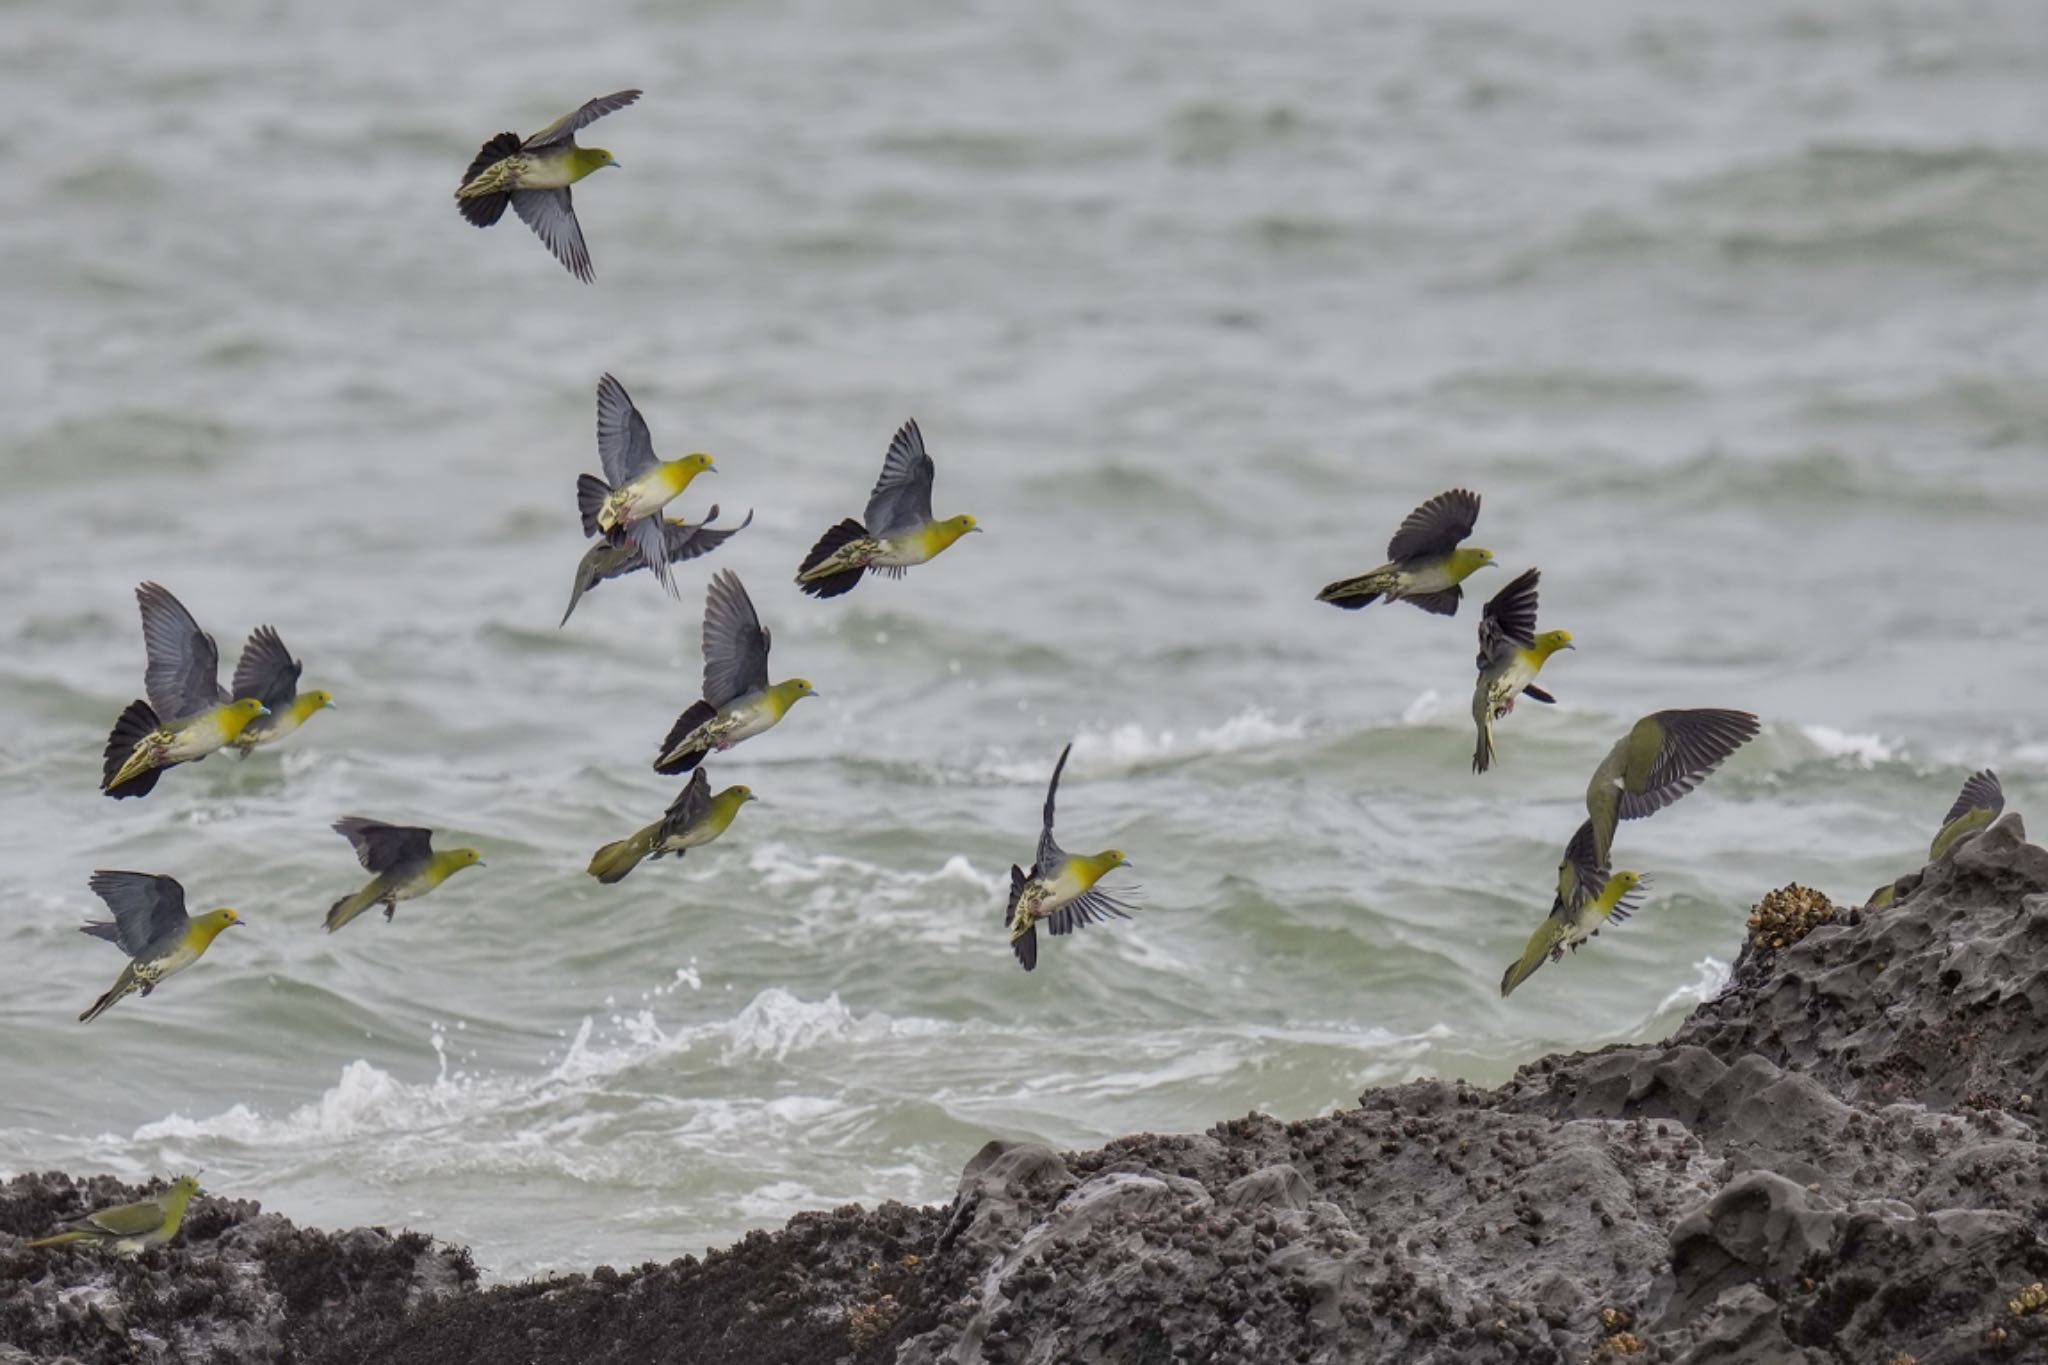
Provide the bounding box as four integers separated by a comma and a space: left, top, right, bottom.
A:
8, 817, 2048, 1364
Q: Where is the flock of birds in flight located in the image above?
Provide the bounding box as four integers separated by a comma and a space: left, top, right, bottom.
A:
27, 90, 2013, 1253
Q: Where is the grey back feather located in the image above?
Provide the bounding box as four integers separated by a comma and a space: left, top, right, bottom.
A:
1385, 489, 1480, 565
659, 769, 714, 837
1035, 742, 1072, 872
700, 570, 771, 707
84, 871, 190, 959
864, 420, 936, 538
1476, 567, 1540, 671
595, 374, 658, 486
524, 90, 642, 149
513, 188, 591, 282
1614, 709, 1760, 821
333, 817, 435, 877
231, 625, 301, 710
136, 582, 227, 722
1941, 769, 2003, 830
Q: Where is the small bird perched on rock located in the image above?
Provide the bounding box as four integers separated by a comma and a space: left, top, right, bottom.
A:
102, 583, 268, 798
230, 625, 334, 754
77, 872, 243, 1023
796, 420, 980, 598
324, 819, 482, 933
1470, 567, 1572, 774
561, 505, 752, 627
586, 769, 756, 884
1869, 769, 2005, 908
1316, 489, 1495, 615
455, 90, 640, 282
1006, 743, 1135, 972
654, 570, 816, 774
1501, 820, 1645, 997
1584, 708, 1761, 869
574, 374, 716, 597
28, 1176, 202, 1255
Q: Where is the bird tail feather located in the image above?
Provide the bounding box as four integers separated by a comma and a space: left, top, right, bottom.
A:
27, 1230, 89, 1249
1316, 570, 1394, 609
588, 827, 658, 884
1011, 922, 1038, 972
325, 884, 382, 934
102, 700, 166, 799
1500, 937, 1552, 998
79, 965, 137, 1024
576, 474, 611, 539
796, 520, 869, 598
456, 131, 521, 225
1473, 723, 1495, 775
654, 701, 719, 775
1006, 865, 1025, 923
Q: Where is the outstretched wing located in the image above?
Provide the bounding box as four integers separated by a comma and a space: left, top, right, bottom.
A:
137, 582, 226, 722
595, 373, 658, 487
512, 188, 593, 283
333, 817, 435, 875
700, 570, 770, 706
864, 420, 936, 538
1476, 567, 1540, 671
1036, 742, 1073, 870
660, 769, 714, 834
524, 90, 642, 149
231, 625, 301, 711
1385, 489, 1480, 565
1940, 769, 2004, 831
1615, 709, 1761, 821
1047, 886, 1135, 936
1551, 820, 1605, 915
83, 871, 190, 957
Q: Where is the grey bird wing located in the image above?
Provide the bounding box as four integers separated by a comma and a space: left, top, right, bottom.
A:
700, 570, 770, 706
1385, 489, 1480, 565
1552, 819, 1606, 914
1036, 742, 1073, 870
231, 625, 301, 710
524, 90, 642, 149
626, 511, 676, 594
512, 188, 593, 283
83, 871, 190, 958
863, 419, 936, 538
659, 769, 714, 836
1048, 886, 1135, 936
1476, 567, 1540, 671
595, 373, 658, 487
1941, 769, 2004, 829
333, 817, 435, 876
662, 506, 752, 564
1615, 709, 1761, 821
136, 582, 226, 721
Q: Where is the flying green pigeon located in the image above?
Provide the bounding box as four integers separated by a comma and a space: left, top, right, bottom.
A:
455, 90, 640, 281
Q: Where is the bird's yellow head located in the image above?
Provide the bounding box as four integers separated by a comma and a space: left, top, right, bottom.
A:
1535, 629, 1575, 656
931, 514, 982, 553
1449, 547, 1497, 580
1077, 849, 1130, 885
193, 908, 242, 941
166, 1175, 202, 1203
307, 689, 337, 710
769, 678, 818, 713
1603, 871, 1643, 902
714, 784, 757, 813
222, 697, 268, 736
571, 147, 620, 177
446, 848, 484, 872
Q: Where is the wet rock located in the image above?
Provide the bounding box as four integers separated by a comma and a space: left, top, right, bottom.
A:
13, 823, 2048, 1363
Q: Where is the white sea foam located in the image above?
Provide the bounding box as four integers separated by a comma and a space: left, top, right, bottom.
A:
983, 707, 1306, 781
126, 988, 933, 1154
1655, 957, 1731, 1015
1799, 725, 1901, 767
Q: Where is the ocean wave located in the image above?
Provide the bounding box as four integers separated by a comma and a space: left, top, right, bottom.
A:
1796, 725, 1903, 768
979, 707, 1307, 782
